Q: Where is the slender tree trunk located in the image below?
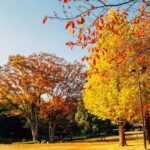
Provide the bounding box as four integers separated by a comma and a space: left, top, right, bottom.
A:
27, 104, 38, 141
49, 121, 56, 143
30, 123, 38, 141
29, 119, 38, 141
118, 122, 127, 146
145, 116, 150, 144
116, 78, 127, 146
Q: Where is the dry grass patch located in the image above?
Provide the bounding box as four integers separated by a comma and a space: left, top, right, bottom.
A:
0, 139, 149, 150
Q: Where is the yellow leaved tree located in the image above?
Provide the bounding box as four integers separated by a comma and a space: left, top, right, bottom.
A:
83, 9, 150, 146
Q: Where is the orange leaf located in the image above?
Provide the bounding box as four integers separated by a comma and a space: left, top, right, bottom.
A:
71, 21, 75, 28
96, 54, 100, 59
93, 59, 96, 65
87, 10, 91, 16
78, 34, 86, 41
65, 21, 75, 30
65, 22, 71, 30
42, 16, 48, 24
142, 0, 146, 3
64, 0, 70, 3
65, 41, 74, 48
81, 56, 86, 62
69, 28, 75, 34
100, 18, 104, 24
90, 5, 95, 9
79, 28, 83, 34
93, 19, 99, 27
76, 17, 85, 24
87, 28, 91, 34
86, 57, 89, 61
88, 85, 93, 90
101, 71, 107, 77
78, 5, 83, 8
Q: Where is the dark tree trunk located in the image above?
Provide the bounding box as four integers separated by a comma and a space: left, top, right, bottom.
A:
145, 116, 150, 144
27, 104, 38, 141
29, 119, 38, 141
118, 122, 127, 146
49, 121, 56, 143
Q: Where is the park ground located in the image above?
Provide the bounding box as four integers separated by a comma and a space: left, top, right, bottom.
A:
0, 132, 150, 150
0, 140, 149, 150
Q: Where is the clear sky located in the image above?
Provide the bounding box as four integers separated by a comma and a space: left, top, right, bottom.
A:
0, 0, 86, 65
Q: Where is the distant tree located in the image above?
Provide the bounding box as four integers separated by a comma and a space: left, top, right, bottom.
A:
75, 100, 112, 135
0, 53, 86, 141
0, 54, 47, 141
40, 61, 86, 142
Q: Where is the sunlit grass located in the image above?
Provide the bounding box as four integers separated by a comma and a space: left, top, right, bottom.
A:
0, 139, 149, 150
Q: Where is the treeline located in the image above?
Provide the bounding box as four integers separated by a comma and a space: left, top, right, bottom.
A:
0, 53, 115, 143
0, 103, 117, 143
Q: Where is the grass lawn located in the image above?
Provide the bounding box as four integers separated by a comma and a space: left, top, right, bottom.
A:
0, 139, 149, 150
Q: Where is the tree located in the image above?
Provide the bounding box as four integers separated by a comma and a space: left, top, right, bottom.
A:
83, 61, 140, 146
82, 10, 149, 146
40, 97, 70, 142
139, 62, 150, 143
144, 103, 150, 144
44, 0, 149, 52
42, 1, 150, 146
75, 100, 112, 135
0, 53, 85, 141
40, 61, 86, 142
0, 54, 47, 141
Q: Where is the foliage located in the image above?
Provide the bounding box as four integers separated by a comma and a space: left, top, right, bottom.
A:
38, 58, 86, 142
40, 59, 86, 120
83, 10, 149, 124
75, 100, 112, 135
82, 9, 149, 146
0, 115, 31, 139
44, 1, 149, 52
0, 53, 86, 142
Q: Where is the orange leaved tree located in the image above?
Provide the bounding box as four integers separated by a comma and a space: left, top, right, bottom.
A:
0, 54, 48, 141
0, 53, 86, 142
44, 0, 149, 51
39, 60, 86, 143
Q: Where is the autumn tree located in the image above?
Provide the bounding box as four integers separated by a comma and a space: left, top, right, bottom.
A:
144, 103, 150, 143
144, 82, 150, 143
82, 9, 149, 146
0, 53, 86, 141
42, 1, 150, 146
131, 50, 150, 143
39, 60, 86, 143
137, 54, 150, 143
83, 59, 139, 146
0, 54, 47, 141
43, 0, 149, 52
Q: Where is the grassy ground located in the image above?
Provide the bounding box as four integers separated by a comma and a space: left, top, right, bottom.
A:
0, 140, 149, 150
0, 132, 149, 150
0, 140, 150, 150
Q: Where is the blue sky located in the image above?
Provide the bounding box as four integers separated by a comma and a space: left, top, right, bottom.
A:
0, 0, 86, 65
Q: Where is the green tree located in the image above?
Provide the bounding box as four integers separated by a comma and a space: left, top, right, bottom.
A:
75, 100, 112, 135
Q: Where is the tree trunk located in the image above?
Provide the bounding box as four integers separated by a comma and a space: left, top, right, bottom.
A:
145, 116, 150, 144
49, 121, 56, 143
29, 120, 38, 141
27, 104, 38, 141
118, 122, 127, 146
